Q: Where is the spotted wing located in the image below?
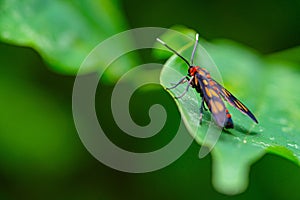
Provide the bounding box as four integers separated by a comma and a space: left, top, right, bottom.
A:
196, 74, 228, 128
212, 79, 258, 123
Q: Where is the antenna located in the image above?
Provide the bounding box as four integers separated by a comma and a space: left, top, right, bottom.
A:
156, 38, 191, 67
190, 33, 199, 65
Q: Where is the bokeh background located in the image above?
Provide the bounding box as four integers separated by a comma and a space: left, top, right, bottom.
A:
1, 0, 300, 199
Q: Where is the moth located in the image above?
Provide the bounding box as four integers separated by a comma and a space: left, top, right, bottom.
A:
157, 34, 258, 128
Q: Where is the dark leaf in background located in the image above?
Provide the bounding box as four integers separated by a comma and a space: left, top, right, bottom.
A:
0, 0, 136, 80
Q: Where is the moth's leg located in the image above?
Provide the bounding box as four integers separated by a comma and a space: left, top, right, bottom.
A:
175, 76, 194, 99
167, 76, 189, 90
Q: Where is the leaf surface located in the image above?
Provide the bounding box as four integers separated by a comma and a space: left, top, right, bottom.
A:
159, 30, 300, 194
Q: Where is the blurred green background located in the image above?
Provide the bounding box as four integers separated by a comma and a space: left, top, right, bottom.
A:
1, 0, 300, 199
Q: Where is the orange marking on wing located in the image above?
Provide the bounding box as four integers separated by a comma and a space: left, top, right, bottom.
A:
205, 87, 212, 98
201, 67, 208, 72
236, 100, 248, 111
209, 89, 219, 97
222, 89, 230, 96
210, 100, 218, 113
198, 70, 205, 76
234, 101, 242, 109
214, 101, 224, 112
203, 79, 208, 85
195, 77, 198, 85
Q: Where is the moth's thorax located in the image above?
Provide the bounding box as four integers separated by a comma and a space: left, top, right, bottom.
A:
188, 66, 199, 76
188, 66, 211, 79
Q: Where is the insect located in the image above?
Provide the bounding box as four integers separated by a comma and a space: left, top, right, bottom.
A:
157, 34, 258, 128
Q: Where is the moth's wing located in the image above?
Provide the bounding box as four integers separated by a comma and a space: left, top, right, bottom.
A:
196, 74, 227, 127
213, 79, 258, 123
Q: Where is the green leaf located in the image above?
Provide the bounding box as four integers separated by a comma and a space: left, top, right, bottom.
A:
0, 0, 136, 80
159, 30, 300, 194
267, 46, 300, 66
